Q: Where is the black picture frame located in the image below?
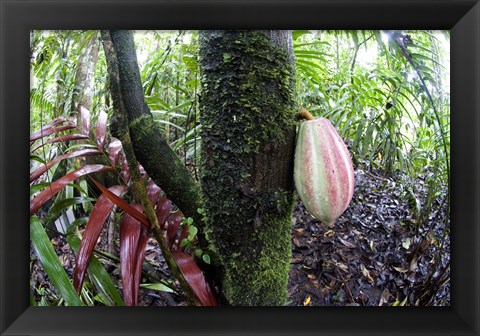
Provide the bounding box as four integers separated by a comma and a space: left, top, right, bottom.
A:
1, 0, 479, 335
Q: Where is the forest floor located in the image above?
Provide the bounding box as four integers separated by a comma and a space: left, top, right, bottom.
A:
31, 161, 450, 306
288, 162, 450, 306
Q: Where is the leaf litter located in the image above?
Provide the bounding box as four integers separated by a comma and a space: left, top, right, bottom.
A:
288, 161, 450, 306
30, 162, 449, 306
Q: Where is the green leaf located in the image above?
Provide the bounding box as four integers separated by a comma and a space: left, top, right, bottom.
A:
362, 122, 376, 155
30, 182, 51, 195
30, 154, 47, 164
188, 225, 198, 240
168, 100, 193, 113
292, 30, 311, 40
79, 178, 92, 212
140, 282, 175, 293
154, 119, 185, 132
30, 216, 84, 306
202, 254, 211, 265
145, 95, 170, 110
44, 197, 95, 227
194, 248, 203, 258
223, 53, 232, 62
353, 118, 366, 151
182, 55, 197, 72
66, 217, 88, 236
67, 235, 124, 306
294, 41, 330, 48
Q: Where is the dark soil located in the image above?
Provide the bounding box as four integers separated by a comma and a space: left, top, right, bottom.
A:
288, 165, 450, 306
31, 163, 450, 306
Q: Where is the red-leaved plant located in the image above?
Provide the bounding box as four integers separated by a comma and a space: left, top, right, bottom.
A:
30, 106, 217, 306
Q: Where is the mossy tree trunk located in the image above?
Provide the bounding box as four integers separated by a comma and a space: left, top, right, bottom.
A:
105, 30, 297, 305
107, 30, 205, 237
106, 30, 214, 273
198, 30, 297, 306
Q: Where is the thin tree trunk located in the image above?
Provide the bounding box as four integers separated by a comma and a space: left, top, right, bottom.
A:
102, 30, 202, 305
72, 32, 99, 114
54, 33, 71, 117
107, 30, 206, 242
71, 32, 118, 190
198, 30, 297, 305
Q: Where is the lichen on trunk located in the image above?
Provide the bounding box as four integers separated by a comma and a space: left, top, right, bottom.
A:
198, 30, 297, 306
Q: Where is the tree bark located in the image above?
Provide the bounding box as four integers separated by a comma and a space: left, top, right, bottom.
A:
72, 32, 99, 114
107, 31, 207, 245
102, 30, 202, 305
198, 30, 297, 305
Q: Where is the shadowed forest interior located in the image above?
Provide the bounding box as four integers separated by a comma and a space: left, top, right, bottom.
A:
30, 30, 450, 306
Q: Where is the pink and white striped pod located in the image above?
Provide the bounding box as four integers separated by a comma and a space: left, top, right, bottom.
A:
294, 118, 354, 227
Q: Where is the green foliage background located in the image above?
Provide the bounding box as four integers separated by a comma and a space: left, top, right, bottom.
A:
29, 30, 450, 306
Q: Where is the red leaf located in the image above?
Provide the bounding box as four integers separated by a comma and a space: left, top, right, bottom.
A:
133, 224, 151, 303
96, 110, 108, 150
73, 185, 128, 292
146, 180, 161, 205
120, 155, 131, 182
44, 116, 69, 128
172, 252, 218, 306
139, 164, 146, 177
155, 197, 172, 229
30, 165, 116, 215
120, 209, 142, 306
119, 203, 151, 306
31, 134, 90, 152
167, 211, 183, 249
79, 105, 91, 135
91, 178, 149, 227
30, 117, 70, 143
30, 149, 102, 183
30, 124, 77, 143
107, 139, 123, 165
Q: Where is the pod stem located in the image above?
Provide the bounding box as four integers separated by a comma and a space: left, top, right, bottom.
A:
297, 107, 315, 121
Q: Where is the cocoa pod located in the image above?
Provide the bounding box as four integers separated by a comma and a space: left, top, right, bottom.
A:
294, 118, 354, 227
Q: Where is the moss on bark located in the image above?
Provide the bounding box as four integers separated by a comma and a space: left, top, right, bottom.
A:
199, 30, 297, 305
107, 31, 208, 248
128, 114, 205, 230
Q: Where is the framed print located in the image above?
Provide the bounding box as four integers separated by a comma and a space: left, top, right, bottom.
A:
1, 0, 479, 335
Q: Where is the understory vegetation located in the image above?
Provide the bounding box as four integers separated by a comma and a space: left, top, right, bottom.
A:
30, 30, 450, 306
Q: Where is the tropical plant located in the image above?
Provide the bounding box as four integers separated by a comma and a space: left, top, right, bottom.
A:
30, 29, 450, 306
30, 107, 217, 306
293, 30, 449, 219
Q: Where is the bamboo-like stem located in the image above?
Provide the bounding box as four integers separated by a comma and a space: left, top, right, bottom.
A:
101, 30, 201, 306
